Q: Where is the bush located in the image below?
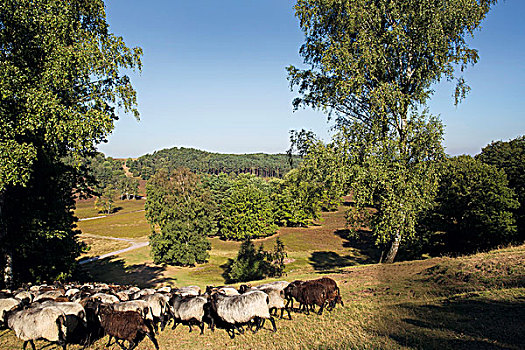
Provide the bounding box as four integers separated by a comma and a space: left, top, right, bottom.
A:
225, 238, 287, 283
418, 156, 519, 255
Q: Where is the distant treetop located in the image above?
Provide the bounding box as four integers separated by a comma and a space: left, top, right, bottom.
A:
125, 147, 300, 180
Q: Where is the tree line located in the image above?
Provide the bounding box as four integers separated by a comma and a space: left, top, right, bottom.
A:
126, 147, 300, 180
144, 138, 345, 267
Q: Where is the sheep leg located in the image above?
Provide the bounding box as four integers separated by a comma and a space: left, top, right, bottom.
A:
188, 323, 193, 332
171, 320, 179, 330
127, 340, 136, 350
106, 335, 113, 347
268, 316, 277, 332
145, 331, 160, 350
199, 322, 205, 335
317, 303, 325, 315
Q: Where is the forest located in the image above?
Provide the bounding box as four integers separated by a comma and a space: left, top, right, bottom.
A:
126, 147, 300, 180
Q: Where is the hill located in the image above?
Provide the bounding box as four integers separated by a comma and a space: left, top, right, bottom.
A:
125, 146, 300, 180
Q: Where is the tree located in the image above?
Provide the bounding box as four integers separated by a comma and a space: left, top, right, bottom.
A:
288, 0, 495, 262
95, 185, 116, 214
225, 238, 287, 283
0, 0, 142, 286
219, 174, 277, 240
418, 156, 519, 254
145, 168, 216, 266
476, 136, 525, 242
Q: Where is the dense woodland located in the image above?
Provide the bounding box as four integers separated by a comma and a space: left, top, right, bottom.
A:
126, 147, 299, 180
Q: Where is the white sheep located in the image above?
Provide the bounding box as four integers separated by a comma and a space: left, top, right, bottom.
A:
38, 301, 87, 341
111, 300, 153, 321
210, 290, 276, 338
170, 294, 209, 334
6, 306, 68, 350
140, 293, 171, 332
0, 297, 22, 326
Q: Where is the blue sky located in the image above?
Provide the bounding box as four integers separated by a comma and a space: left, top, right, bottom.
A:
99, 0, 525, 158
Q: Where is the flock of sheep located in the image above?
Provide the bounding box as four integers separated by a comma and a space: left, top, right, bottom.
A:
0, 277, 343, 350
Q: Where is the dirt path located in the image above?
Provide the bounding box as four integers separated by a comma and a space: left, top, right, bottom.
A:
78, 234, 149, 265
78, 209, 145, 221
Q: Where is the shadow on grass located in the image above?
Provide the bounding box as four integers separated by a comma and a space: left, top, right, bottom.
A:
387, 297, 525, 349
335, 229, 381, 261
308, 251, 373, 273
78, 257, 175, 288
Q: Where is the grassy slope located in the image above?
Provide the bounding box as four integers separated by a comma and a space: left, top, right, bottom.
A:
2, 202, 523, 349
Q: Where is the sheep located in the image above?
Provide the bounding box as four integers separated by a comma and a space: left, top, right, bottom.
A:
169, 294, 209, 334
131, 288, 156, 300
89, 292, 119, 304
38, 301, 87, 342
140, 293, 171, 332
6, 305, 68, 350
34, 289, 65, 302
97, 304, 159, 350
14, 291, 33, 305
283, 280, 305, 310
0, 297, 22, 326
157, 286, 172, 293
287, 281, 329, 315
255, 281, 290, 291
110, 300, 153, 321
311, 277, 343, 309
209, 290, 276, 338
258, 287, 291, 320
174, 285, 201, 296
78, 299, 104, 345
239, 285, 290, 320
206, 285, 240, 296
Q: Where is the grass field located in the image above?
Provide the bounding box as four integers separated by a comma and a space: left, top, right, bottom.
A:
1, 201, 523, 349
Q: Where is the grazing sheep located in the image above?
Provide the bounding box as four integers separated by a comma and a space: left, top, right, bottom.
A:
174, 286, 201, 296
89, 293, 119, 304
311, 277, 343, 309
34, 290, 65, 302
169, 294, 209, 334
98, 304, 159, 350
14, 291, 33, 305
157, 286, 171, 293
291, 282, 329, 315
6, 305, 68, 350
111, 300, 153, 321
258, 287, 291, 320
38, 301, 87, 342
131, 288, 156, 300
206, 285, 240, 296
283, 280, 305, 310
210, 290, 276, 338
140, 293, 171, 332
255, 281, 290, 291
0, 298, 22, 326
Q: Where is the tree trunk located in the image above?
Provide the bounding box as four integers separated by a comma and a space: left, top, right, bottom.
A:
383, 231, 401, 264
3, 250, 13, 289
0, 190, 13, 288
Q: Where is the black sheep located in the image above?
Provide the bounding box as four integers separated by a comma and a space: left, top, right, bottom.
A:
98, 304, 159, 350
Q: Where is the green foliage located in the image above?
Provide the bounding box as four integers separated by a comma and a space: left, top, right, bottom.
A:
94, 186, 116, 214
0, 0, 142, 191
0, 0, 141, 285
476, 136, 525, 240
225, 238, 287, 283
418, 156, 519, 255
219, 174, 277, 240
145, 168, 215, 266
344, 114, 445, 248
126, 147, 298, 180
288, 0, 495, 262
1, 158, 86, 284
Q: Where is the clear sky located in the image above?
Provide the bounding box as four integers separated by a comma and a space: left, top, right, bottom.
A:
99, 0, 525, 158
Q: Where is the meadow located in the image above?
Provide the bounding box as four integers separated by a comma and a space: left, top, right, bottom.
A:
1, 200, 523, 349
